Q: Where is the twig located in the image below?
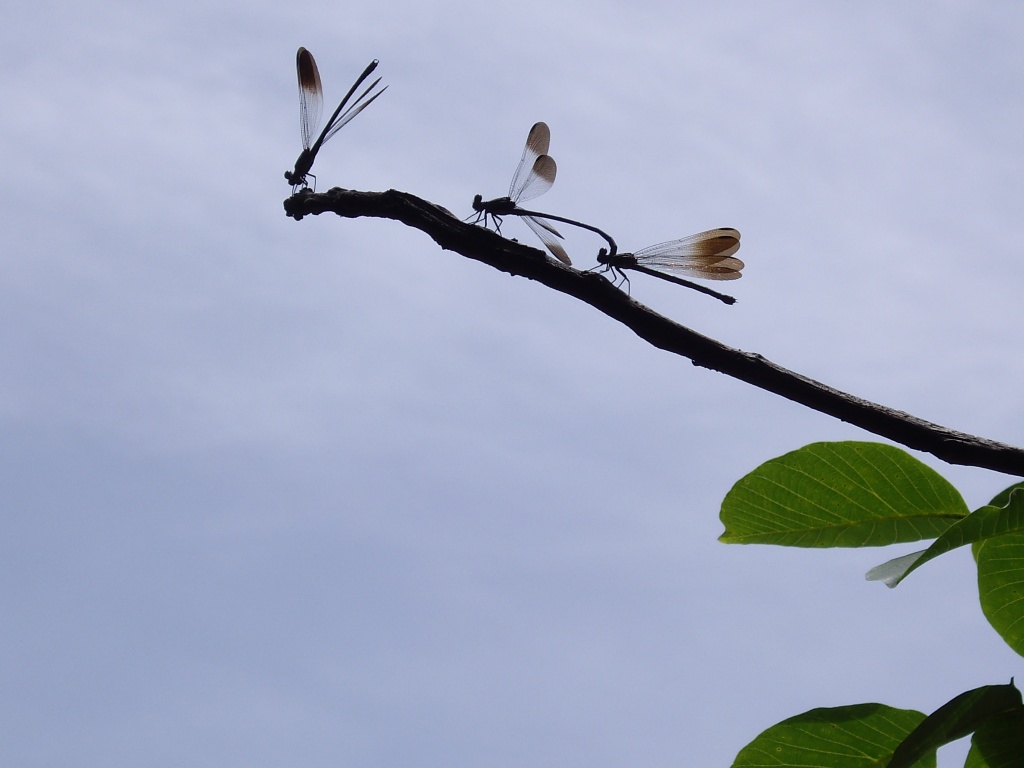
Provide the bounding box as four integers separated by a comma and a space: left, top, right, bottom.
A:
284, 187, 1024, 477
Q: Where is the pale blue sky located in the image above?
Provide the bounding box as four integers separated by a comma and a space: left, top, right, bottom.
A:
2, 2, 1022, 766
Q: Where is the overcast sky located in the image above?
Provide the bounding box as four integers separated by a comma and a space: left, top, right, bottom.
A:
2, 2, 1023, 766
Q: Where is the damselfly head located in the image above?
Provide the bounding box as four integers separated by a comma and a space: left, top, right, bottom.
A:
285, 148, 315, 187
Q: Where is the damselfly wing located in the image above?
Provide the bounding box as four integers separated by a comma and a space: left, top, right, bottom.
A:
471, 122, 571, 265
597, 228, 743, 304
285, 47, 387, 191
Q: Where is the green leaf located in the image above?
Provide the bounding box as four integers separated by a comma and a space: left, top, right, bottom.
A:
867, 487, 1024, 587
887, 682, 1022, 768
985, 483, 1024, 510
971, 483, 1024, 562
731, 703, 929, 768
965, 710, 1024, 768
977, 530, 1024, 658
719, 442, 968, 547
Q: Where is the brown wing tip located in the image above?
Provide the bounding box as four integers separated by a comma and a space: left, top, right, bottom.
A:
695, 231, 741, 257
703, 257, 744, 279
296, 47, 320, 92
526, 122, 551, 156
532, 155, 557, 185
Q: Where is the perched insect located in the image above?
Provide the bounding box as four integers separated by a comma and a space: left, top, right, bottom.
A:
285, 47, 387, 191
471, 122, 616, 266
597, 228, 743, 304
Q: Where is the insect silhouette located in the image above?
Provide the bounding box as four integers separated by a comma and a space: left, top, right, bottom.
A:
285, 47, 387, 192
471, 123, 617, 266
597, 228, 743, 304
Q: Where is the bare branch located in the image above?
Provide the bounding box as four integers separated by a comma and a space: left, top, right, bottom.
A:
284, 187, 1024, 477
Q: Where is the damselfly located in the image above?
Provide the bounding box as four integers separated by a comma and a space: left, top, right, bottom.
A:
471, 123, 616, 265
597, 228, 743, 304
285, 47, 387, 191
